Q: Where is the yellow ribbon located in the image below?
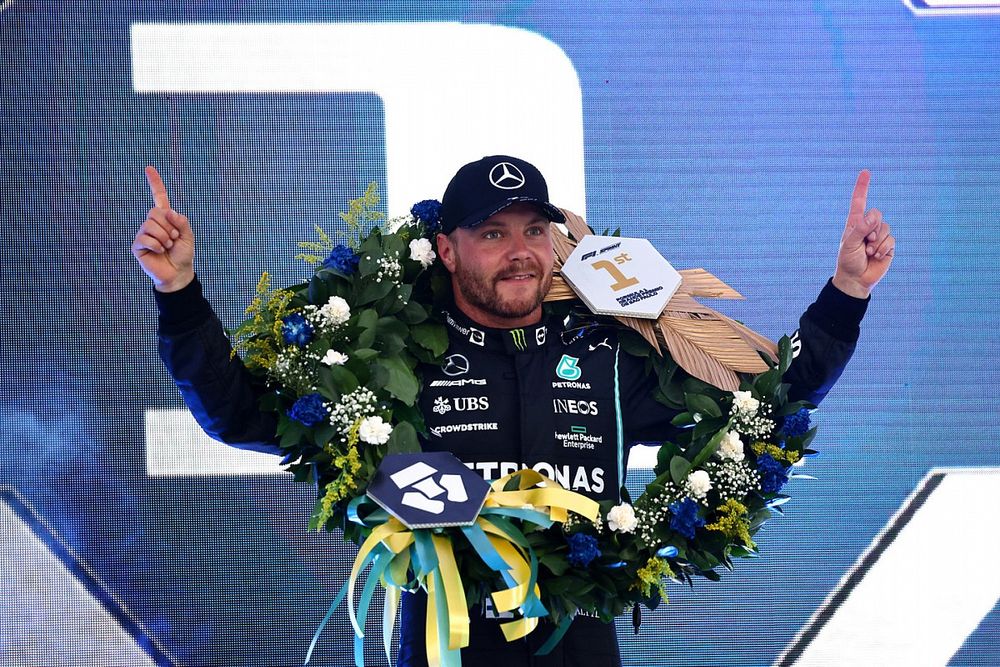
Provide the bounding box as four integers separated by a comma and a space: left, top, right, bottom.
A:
484, 469, 601, 524
344, 468, 602, 666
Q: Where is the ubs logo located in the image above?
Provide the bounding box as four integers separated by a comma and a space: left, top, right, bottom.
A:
434, 397, 490, 414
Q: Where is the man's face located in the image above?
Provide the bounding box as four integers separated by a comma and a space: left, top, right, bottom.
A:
436, 202, 555, 328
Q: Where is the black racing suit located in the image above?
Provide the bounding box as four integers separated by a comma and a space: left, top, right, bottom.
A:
156, 276, 868, 667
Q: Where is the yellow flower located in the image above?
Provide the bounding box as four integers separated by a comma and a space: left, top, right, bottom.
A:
750, 441, 800, 465
630, 557, 674, 599
313, 446, 363, 531
706, 498, 754, 548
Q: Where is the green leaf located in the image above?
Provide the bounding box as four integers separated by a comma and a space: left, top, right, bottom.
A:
357, 278, 394, 305
312, 423, 337, 447
689, 421, 732, 469
376, 316, 409, 340
692, 416, 726, 440
540, 554, 570, 576
412, 322, 449, 357
619, 330, 652, 358
353, 348, 379, 361
670, 412, 696, 428
655, 442, 681, 474
382, 232, 405, 256
357, 308, 378, 330
307, 275, 329, 305
669, 455, 691, 485
386, 421, 420, 454
374, 356, 420, 405
399, 300, 428, 324
753, 369, 780, 401
778, 335, 793, 373
328, 365, 360, 395
685, 393, 721, 418
358, 327, 376, 349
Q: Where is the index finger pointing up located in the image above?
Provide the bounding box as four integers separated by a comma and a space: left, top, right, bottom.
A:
145, 165, 172, 210
849, 169, 871, 221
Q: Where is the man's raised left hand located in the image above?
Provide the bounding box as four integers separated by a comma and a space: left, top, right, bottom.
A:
832, 170, 895, 299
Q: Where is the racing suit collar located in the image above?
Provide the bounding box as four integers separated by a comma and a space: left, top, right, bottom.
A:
440, 307, 554, 354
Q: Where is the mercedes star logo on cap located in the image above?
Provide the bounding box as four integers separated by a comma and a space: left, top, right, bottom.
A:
488, 162, 526, 190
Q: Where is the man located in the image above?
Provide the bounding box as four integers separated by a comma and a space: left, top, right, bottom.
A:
133, 156, 893, 666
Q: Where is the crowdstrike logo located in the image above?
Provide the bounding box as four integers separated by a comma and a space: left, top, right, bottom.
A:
429, 422, 499, 437
488, 162, 526, 190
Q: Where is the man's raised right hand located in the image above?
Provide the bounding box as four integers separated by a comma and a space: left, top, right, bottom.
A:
132, 166, 196, 292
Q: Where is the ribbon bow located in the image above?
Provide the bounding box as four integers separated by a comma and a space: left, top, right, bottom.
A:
307, 469, 600, 667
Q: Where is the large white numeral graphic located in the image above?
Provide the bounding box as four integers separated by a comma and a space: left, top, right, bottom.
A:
777, 468, 1000, 666
132, 22, 586, 476
131, 22, 586, 217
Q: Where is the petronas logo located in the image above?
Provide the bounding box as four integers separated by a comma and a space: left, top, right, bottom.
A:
510, 329, 527, 351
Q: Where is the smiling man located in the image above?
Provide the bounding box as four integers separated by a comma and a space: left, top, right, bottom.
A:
436, 157, 561, 326
135, 154, 893, 667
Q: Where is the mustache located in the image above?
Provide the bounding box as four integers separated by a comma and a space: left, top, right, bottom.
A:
494, 261, 545, 281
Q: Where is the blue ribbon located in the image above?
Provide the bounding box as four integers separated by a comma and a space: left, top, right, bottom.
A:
534, 614, 576, 656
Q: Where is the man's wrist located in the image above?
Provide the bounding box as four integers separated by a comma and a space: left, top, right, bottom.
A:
831, 273, 871, 299
154, 271, 196, 294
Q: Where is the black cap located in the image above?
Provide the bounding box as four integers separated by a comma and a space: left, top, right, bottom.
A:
438, 155, 566, 234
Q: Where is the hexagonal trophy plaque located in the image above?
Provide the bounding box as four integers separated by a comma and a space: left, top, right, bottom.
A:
367, 452, 491, 529
560, 236, 682, 319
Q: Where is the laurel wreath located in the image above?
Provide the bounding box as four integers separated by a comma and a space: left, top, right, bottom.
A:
230, 184, 819, 643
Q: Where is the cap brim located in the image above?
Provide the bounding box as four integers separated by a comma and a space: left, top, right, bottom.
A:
456, 197, 565, 229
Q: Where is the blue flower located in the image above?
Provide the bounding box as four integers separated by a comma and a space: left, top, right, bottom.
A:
783, 408, 812, 437
566, 532, 601, 568
281, 313, 314, 347
668, 498, 705, 540
757, 453, 789, 494
410, 199, 442, 233
289, 393, 328, 427
323, 244, 360, 274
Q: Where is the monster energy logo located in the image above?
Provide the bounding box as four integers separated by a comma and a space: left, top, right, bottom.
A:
510, 329, 527, 351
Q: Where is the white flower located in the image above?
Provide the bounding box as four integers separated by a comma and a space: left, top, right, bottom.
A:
606, 503, 638, 533
686, 470, 713, 500
321, 349, 348, 366
358, 416, 393, 445
318, 296, 351, 327
409, 238, 436, 268
717, 430, 745, 462
387, 214, 415, 234
732, 390, 760, 415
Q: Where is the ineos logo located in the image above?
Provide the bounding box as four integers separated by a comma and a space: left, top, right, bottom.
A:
442, 353, 470, 377
488, 162, 526, 190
